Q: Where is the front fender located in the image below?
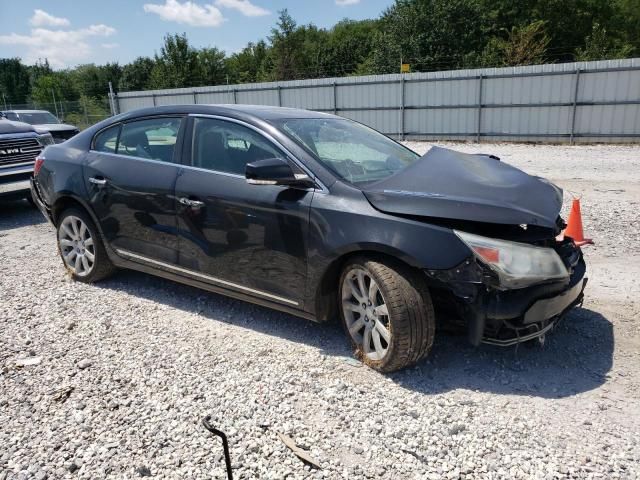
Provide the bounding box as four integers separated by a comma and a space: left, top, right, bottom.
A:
303, 191, 471, 318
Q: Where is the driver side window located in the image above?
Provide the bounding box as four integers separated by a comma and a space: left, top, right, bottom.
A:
191, 117, 285, 175
117, 117, 182, 163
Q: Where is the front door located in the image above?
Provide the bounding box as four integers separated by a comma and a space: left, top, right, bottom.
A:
175, 116, 313, 307
84, 116, 184, 264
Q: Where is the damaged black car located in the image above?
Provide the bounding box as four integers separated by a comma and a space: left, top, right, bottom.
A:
31, 105, 587, 372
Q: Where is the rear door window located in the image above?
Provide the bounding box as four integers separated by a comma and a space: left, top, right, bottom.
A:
93, 124, 120, 153
117, 117, 182, 163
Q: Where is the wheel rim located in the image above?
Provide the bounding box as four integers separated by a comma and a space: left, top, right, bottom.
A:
58, 216, 95, 277
341, 267, 391, 361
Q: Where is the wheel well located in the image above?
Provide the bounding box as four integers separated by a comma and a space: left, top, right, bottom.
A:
314, 250, 423, 323
51, 197, 87, 225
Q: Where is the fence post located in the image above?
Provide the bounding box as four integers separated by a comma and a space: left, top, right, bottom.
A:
108, 82, 118, 115
232, 89, 237, 104
82, 97, 89, 127
151, 94, 157, 106
569, 69, 581, 145
400, 76, 405, 141
476, 75, 484, 143
277, 86, 282, 107
333, 82, 337, 115
193, 91, 198, 104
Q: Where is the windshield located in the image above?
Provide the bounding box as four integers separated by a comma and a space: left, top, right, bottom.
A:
275, 118, 420, 185
15, 112, 60, 125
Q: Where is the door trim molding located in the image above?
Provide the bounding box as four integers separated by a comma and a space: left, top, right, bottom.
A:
114, 248, 300, 306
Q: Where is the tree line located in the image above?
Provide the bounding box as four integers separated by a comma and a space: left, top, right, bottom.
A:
1, 0, 638, 106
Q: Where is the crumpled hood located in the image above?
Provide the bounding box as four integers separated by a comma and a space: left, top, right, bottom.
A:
363, 147, 563, 229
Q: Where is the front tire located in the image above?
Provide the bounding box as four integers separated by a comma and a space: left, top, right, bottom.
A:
339, 257, 435, 372
56, 207, 116, 283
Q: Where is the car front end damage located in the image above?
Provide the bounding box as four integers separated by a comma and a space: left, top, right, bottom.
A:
425, 226, 587, 347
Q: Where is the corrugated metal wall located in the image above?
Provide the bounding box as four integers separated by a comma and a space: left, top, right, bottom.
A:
115, 58, 640, 143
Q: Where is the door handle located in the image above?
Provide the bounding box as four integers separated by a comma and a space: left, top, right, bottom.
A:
88, 177, 107, 186
179, 197, 204, 208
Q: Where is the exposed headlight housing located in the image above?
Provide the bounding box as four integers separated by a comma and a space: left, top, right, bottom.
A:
37, 133, 55, 146
454, 230, 569, 289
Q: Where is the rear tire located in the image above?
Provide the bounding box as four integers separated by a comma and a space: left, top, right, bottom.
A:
339, 256, 436, 372
56, 207, 116, 283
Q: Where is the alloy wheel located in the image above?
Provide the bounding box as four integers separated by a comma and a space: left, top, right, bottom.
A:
341, 267, 392, 361
58, 215, 95, 277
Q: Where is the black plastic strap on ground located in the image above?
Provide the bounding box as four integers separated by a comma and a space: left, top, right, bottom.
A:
202, 415, 233, 480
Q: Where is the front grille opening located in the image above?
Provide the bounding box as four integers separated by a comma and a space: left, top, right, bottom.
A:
0, 137, 42, 167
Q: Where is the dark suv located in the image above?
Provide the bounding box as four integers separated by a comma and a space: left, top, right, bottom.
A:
2, 110, 79, 143
31, 105, 587, 372
0, 117, 54, 201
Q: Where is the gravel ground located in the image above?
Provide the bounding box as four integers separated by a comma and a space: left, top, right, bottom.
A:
1, 142, 639, 479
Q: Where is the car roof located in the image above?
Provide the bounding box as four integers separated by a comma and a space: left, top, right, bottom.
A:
115, 104, 338, 122
3, 109, 53, 114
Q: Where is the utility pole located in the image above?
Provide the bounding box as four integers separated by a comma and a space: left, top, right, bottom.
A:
51, 89, 59, 118
108, 82, 116, 115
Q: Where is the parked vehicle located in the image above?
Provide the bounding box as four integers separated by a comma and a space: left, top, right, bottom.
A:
0, 117, 54, 202
31, 105, 587, 372
2, 110, 80, 143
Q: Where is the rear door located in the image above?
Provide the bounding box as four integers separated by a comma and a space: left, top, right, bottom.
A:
84, 116, 184, 264
174, 115, 313, 307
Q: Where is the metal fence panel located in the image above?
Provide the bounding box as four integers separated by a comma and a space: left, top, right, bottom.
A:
115, 58, 640, 143
282, 85, 332, 110
579, 70, 640, 101
195, 91, 234, 104
405, 108, 477, 135
235, 88, 276, 105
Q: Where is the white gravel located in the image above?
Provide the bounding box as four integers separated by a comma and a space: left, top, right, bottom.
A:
1, 142, 639, 479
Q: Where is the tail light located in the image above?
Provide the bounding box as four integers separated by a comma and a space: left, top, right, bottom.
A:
34, 155, 45, 176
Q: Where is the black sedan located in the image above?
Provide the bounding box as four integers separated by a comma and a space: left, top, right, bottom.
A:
31, 105, 587, 372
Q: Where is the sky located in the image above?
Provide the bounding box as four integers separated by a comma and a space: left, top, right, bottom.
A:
0, 0, 394, 69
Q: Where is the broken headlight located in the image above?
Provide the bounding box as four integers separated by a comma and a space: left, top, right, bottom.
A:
454, 230, 569, 289
37, 133, 55, 146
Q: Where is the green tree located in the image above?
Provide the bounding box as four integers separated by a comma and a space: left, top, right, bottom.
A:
321, 19, 380, 76
198, 47, 227, 85
478, 0, 620, 62
617, 0, 640, 52
480, 21, 550, 66
267, 9, 299, 80
370, 0, 488, 73
150, 33, 200, 88
576, 23, 634, 61
71, 63, 122, 99
120, 57, 155, 91
226, 41, 270, 84
30, 72, 78, 105
0, 58, 31, 105
28, 59, 52, 92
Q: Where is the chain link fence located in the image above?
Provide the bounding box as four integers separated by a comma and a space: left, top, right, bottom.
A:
1, 97, 112, 131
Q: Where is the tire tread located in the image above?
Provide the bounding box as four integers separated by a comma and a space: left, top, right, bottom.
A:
340, 255, 436, 372
57, 207, 116, 283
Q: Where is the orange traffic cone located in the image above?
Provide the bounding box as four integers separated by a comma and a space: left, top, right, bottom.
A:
563, 198, 593, 246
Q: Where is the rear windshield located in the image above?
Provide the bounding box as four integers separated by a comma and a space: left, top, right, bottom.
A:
274, 118, 420, 186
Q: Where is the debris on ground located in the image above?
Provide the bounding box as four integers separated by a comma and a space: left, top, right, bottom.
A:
277, 432, 321, 469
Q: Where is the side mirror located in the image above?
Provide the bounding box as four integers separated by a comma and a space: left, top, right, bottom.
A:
245, 158, 315, 188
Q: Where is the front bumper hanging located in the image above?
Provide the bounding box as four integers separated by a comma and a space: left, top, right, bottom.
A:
426, 240, 588, 347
